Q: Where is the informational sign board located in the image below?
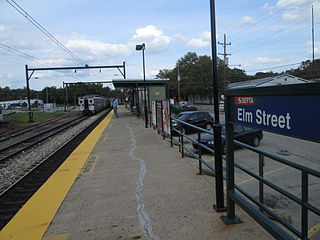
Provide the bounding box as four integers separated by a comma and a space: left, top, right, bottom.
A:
162, 100, 170, 136
152, 101, 156, 128
234, 95, 320, 143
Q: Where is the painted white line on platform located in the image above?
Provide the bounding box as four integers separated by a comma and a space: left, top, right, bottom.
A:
127, 125, 159, 240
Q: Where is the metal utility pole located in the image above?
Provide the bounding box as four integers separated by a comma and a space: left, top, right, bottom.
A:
46, 86, 49, 103
218, 34, 231, 91
210, 0, 226, 212
177, 65, 181, 103
25, 65, 33, 122
312, 4, 315, 63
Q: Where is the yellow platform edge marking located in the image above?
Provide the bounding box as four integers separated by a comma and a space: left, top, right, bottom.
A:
0, 111, 113, 240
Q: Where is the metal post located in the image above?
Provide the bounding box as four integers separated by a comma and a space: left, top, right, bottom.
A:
312, 5, 315, 63
170, 103, 173, 147
177, 65, 181, 103
301, 172, 308, 239
25, 65, 33, 122
198, 131, 202, 175
123, 61, 126, 79
210, 0, 225, 212
142, 44, 148, 128
259, 154, 265, 212
181, 132, 184, 158
136, 84, 140, 118
65, 83, 69, 111
221, 96, 241, 224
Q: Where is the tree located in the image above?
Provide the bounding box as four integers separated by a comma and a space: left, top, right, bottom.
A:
285, 59, 320, 80
254, 71, 279, 79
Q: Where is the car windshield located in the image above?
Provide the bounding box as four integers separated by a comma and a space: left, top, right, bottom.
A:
177, 113, 190, 121
186, 101, 193, 105
220, 123, 254, 135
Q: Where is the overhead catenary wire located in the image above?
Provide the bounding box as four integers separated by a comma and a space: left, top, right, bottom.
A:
4, 0, 110, 86
0, 42, 47, 66
5, 0, 86, 66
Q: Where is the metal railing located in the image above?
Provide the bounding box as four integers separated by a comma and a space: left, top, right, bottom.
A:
170, 116, 320, 240
170, 117, 217, 175
222, 131, 320, 240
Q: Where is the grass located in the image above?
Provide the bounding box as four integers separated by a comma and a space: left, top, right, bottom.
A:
4, 111, 65, 127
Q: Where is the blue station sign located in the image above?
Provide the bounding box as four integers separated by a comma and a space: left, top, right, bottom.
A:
234, 95, 320, 143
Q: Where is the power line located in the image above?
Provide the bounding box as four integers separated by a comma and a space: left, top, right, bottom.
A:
5, 0, 86, 66
228, 0, 305, 36
231, 5, 312, 48
245, 62, 301, 73
0, 42, 47, 66
3, 0, 107, 83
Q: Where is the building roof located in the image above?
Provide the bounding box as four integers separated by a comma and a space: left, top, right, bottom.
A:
228, 74, 311, 89
112, 78, 169, 88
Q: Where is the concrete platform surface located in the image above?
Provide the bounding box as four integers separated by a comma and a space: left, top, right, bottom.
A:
43, 106, 272, 240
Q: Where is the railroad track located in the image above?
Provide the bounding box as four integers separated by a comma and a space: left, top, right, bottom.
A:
0, 115, 87, 163
0, 109, 111, 230
0, 114, 73, 141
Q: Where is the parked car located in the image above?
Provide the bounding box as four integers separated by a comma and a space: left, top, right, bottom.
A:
179, 101, 197, 111
171, 111, 213, 135
192, 123, 263, 153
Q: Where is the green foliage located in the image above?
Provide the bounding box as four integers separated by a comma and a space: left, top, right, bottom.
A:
285, 59, 320, 80
254, 71, 279, 78
157, 53, 320, 100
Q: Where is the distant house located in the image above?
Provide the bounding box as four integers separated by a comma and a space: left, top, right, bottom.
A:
188, 74, 312, 104
228, 74, 312, 89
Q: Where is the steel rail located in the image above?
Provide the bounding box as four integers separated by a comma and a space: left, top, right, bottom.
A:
0, 115, 88, 162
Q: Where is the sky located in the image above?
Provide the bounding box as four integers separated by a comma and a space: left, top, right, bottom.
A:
0, 0, 319, 90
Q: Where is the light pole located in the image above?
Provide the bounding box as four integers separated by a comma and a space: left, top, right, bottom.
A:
136, 43, 148, 128
210, 0, 225, 212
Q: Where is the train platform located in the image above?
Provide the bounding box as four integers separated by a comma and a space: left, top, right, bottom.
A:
0, 106, 272, 240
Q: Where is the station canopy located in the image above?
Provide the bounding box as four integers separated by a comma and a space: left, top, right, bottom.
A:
112, 78, 169, 88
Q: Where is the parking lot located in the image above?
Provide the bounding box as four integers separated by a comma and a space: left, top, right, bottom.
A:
172, 109, 320, 239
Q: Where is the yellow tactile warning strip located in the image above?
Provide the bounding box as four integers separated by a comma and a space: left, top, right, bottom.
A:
0, 111, 114, 240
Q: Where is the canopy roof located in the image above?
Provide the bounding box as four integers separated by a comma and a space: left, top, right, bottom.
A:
112, 78, 169, 88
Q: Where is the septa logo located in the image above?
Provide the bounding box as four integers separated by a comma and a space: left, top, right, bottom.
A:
234, 96, 255, 105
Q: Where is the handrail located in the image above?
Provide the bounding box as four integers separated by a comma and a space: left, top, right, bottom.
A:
171, 114, 320, 239
234, 140, 320, 178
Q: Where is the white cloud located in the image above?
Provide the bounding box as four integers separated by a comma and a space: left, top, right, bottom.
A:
202, 31, 211, 40
66, 39, 130, 57
255, 57, 282, 63
172, 34, 188, 43
241, 16, 255, 23
275, 0, 307, 8
130, 25, 171, 52
264, 0, 317, 21
186, 38, 209, 48
262, 3, 273, 11
0, 25, 6, 31
0, 72, 13, 88
306, 41, 320, 55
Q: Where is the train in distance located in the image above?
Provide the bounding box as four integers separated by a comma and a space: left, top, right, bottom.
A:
78, 95, 111, 115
